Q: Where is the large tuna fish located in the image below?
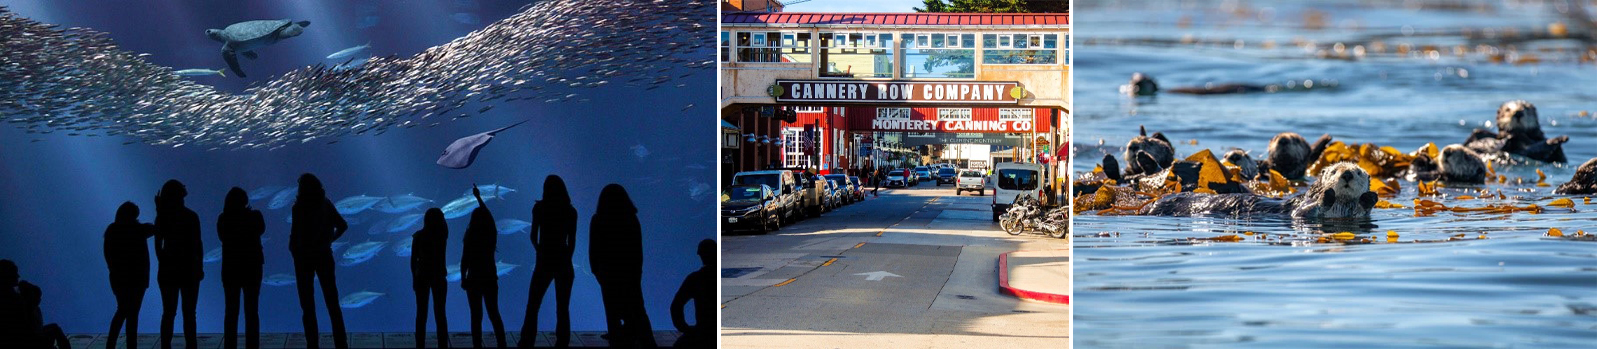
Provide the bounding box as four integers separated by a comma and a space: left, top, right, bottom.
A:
338, 291, 384, 308
267, 187, 298, 210
334, 195, 386, 215
372, 193, 432, 214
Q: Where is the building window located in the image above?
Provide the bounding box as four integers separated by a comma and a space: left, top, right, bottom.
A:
938, 108, 972, 121
738, 31, 810, 63
902, 32, 976, 79
819, 32, 893, 78
783, 128, 812, 169
720, 31, 731, 63
877, 107, 910, 119
999, 108, 1033, 122
982, 33, 1060, 65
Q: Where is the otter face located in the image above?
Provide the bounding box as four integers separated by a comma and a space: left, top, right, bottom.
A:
1267, 132, 1312, 180
1129, 72, 1159, 96
1300, 162, 1377, 219
1497, 100, 1539, 135
1124, 135, 1174, 175
1438, 144, 1488, 184
1223, 149, 1259, 180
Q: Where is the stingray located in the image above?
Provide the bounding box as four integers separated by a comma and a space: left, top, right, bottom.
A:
437, 119, 528, 169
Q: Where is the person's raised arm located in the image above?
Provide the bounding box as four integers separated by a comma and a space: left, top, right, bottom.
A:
473, 184, 485, 206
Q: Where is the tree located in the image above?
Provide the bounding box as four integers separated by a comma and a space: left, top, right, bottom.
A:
914, 0, 1068, 14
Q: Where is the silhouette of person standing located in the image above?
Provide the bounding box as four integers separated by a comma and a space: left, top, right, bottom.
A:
104, 202, 156, 349
590, 184, 657, 348
1, 260, 71, 349
462, 185, 507, 348
411, 208, 450, 349
669, 239, 716, 349
154, 180, 203, 349
290, 174, 350, 349
519, 175, 576, 349
219, 188, 266, 349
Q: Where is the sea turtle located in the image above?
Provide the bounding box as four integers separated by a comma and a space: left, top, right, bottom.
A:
205, 19, 311, 78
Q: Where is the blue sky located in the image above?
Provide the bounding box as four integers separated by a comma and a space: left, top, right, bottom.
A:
781, 0, 928, 13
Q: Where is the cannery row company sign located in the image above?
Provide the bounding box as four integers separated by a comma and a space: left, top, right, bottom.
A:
771, 80, 1023, 104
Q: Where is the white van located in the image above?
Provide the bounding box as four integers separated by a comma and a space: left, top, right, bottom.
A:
991, 162, 1043, 222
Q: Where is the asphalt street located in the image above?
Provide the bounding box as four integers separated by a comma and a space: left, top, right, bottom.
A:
721, 182, 1071, 348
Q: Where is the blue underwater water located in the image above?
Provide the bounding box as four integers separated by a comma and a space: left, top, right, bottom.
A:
0, 0, 715, 334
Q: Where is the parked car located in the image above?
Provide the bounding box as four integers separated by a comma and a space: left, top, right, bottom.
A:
847, 176, 865, 201
816, 176, 837, 211
793, 171, 826, 217
991, 162, 1043, 222
913, 166, 931, 185
721, 184, 780, 234
824, 174, 852, 205
885, 169, 908, 188
956, 169, 987, 196
935, 167, 958, 186
730, 170, 800, 224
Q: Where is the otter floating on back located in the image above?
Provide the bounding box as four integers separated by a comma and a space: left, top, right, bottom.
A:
1138, 162, 1379, 219
1408, 144, 1490, 184
1464, 100, 1569, 163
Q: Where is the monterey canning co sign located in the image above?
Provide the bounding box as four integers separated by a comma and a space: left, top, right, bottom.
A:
772, 80, 1021, 104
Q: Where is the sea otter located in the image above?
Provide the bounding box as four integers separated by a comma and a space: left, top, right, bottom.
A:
1124, 73, 1338, 96
1464, 100, 1569, 163
1262, 132, 1334, 181
1105, 126, 1176, 182
1223, 149, 1261, 180
1409, 144, 1489, 184
1127, 72, 1159, 96
1555, 158, 1597, 195
1138, 162, 1379, 219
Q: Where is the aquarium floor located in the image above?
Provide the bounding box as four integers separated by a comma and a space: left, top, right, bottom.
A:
67, 330, 681, 348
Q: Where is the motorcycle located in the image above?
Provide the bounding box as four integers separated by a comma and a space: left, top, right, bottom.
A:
999, 195, 1067, 239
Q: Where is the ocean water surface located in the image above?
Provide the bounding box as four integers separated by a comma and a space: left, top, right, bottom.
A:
1073, 1, 1597, 347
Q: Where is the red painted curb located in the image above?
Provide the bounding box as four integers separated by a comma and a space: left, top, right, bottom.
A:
998, 251, 1070, 304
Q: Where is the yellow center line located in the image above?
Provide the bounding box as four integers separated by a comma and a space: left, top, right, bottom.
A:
875, 230, 884, 237
853, 242, 866, 249
821, 258, 837, 267
772, 278, 796, 287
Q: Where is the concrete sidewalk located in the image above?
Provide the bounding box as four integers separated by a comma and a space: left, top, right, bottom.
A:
999, 249, 1070, 304
723, 186, 1070, 348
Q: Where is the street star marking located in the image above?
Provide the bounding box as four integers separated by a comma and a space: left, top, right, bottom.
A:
853, 271, 903, 281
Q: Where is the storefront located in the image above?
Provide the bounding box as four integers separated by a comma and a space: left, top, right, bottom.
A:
720, 11, 1070, 184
